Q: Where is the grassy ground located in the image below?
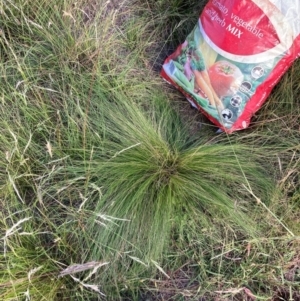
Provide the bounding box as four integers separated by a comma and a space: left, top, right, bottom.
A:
0, 0, 299, 300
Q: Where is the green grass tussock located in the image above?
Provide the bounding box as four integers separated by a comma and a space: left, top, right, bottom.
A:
47, 96, 274, 296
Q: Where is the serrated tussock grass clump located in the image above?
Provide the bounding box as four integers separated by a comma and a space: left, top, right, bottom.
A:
48, 95, 274, 295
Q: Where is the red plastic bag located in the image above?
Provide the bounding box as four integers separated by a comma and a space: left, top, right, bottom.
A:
161, 0, 300, 132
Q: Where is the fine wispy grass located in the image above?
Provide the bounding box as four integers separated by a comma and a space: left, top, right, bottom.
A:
0, 0, 299, 300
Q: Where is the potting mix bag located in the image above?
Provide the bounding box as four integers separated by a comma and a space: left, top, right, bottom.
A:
161, 0, 300, 132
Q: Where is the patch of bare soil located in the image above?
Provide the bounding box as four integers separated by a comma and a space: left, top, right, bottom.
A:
176, 97, 213, 136
273, 290, 300, 301
138, 268, 204, 301
284, 254, 300, 282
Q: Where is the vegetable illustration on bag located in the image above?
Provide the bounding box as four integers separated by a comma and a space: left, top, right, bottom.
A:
161, 0, 300, 132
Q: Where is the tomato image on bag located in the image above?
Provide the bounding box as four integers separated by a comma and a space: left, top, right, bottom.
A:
161, 0, 300, 132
